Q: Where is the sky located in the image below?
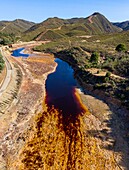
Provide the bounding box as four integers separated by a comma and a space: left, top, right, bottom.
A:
0, 0, 129, 23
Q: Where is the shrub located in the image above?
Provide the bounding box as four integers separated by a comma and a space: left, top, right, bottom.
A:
104, 77, 109, 83
0, 55, 5, 72
115, 43, 126, 52
90, 52, 100, 64
105, 71, 111, 78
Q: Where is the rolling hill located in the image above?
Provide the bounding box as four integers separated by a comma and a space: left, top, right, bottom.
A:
0, 19, 35, 35
22, 12, 122, 41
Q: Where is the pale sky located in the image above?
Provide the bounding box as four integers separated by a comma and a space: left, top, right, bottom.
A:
0, 0, 129, 23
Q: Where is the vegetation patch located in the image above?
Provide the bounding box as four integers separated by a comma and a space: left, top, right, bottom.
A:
0, 53, 5, 72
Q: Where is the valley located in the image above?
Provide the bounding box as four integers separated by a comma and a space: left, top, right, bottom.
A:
0, 12, 129, 169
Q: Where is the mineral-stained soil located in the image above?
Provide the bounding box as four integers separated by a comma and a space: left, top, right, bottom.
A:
13, 89, 129, 170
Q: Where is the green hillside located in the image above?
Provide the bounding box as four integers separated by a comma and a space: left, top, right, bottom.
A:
0, 32, 17, 45
36, 30, 65, 41
0, 19, 35, 35
22, 12, 121, 41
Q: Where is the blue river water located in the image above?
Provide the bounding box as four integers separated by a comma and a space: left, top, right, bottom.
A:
45, 58, 84, 115
45, 58, 86, 137
12, 48, 29, 58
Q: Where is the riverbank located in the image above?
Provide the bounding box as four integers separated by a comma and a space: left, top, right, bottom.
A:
55, 50, 129, 111
77, 87, 129, 169
0, 45, 57, 169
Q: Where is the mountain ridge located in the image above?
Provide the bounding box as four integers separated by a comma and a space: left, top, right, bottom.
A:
22, 12, 122, 41
113, 21, 129, 31
1, 12, 128, 43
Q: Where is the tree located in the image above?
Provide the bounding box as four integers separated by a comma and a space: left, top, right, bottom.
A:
90, 52, 99, 64
115, 43, 126, 53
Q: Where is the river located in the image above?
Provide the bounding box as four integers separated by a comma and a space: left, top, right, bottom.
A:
12, 48, 88, 169
12, 48, 85, 117
11, 47, 121, 170
45, 58, 85, 115
45, 57, 87, 140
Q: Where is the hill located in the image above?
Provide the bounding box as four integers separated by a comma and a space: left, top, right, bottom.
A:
0, 19, 35, 35
113, 21, 129, 31
22, 12, 121, 41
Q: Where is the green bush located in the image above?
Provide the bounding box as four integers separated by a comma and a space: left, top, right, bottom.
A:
105, 71, 111, 77
0, 54, 5, 72
115, 43, 126, 52
104, 77, 109, 83
90, 52, 100, 64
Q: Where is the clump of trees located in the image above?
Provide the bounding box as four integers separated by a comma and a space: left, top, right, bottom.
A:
0, 33, 16, 45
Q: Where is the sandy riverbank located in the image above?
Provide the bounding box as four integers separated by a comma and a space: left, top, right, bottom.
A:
0, 45, 57, 169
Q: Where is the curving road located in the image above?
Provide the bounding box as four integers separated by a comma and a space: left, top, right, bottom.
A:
0, 47, 12, 96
